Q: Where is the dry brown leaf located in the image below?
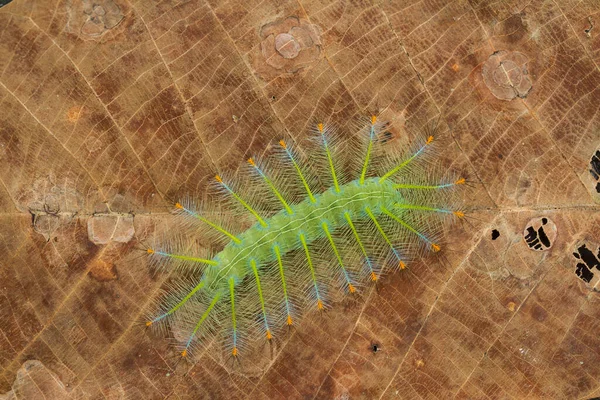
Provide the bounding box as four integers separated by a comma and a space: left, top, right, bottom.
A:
1, 0, 600, 399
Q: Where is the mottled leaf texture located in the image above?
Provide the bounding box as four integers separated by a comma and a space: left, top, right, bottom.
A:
1, 1, 600, 399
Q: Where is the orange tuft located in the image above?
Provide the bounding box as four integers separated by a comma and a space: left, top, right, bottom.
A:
348, 283, 356, 293
181, 349, 187, 358
317, 299, 324, 310
453, 211, 465, 218
286, 315, 293, 325
317, 123, 324, 132
399, 261, 406, 270
147, 248, 154, 254
266, 330, 272, 340
455, 178, 465, 185
432, 243, 441, 252
370, 271, 378, 281
232, 347, 238, 357
145, 321, 152, 327
371, 115, 377, 125
279, 139, 287, 149
247, 157, 255, 166
426, 135, 434, 144
174, 202, 183, 209
215, 175, 222, 183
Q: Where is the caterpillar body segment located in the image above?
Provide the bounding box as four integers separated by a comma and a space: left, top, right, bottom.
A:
146, 117, 464, 358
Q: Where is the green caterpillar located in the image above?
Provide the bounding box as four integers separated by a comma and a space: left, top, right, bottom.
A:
145, 116, 465, 358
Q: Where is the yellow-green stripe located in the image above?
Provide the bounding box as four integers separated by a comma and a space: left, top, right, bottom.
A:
251, 259, 269, 331
321, 136, 340, 192
365, 207, 394, 249
156, 252, 217, 266
229, 278, 237, 348
185, 291, 221, 346
394, 183, 454, 189
322, 222, 351, 285
360, 128, 374, 184
153, 281, 206, 322
262, 175, 293, 214
289, 155, 316, 203
197, 215, 241, 244
274, 245, 292, 315
344, 212, 369, 260
230, 191, 268, 227
299, 233, 321, 301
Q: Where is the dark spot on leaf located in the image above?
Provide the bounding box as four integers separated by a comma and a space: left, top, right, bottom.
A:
573, 244, 600, 284
576, 244, 599, 269
589, 150, 600, 180
524, 217, 555, 251
576, 263, 594, 283
491, 229, 500, 240
538, 227, 550, 247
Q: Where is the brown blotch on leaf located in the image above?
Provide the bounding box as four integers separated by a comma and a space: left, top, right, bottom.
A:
530, 304, 548, 322
66, 106, 84, 123
88, 258, 118, 282
252, 16, 322, 80
482, 51, 532, 100
507, 301, 516, 312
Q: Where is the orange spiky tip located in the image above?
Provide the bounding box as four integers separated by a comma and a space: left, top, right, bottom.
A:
426, 135, 434, 144
371, 115, 377, 124
279, 139, 287, 149
432, 243, 441, 252
146, 248, 154, 254
215, 175, 223, 183
286, 315, 293, 325
181, 349, 188, 358
266, 330, 272, 340
247, 157, 255, 166
232, 347, 238, 357
453, 211, 465, 218
455, 178, 465, 185
174, 202, 183, 209
348, 283, 356, 293
317, 123, 324, 132
145, 321, 152, 327
370, 271, 378, 281
317, 299, 324, 310
399, 261, 406, 270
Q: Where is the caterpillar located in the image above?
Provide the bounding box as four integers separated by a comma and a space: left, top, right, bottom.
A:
144, 116, 465, 360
